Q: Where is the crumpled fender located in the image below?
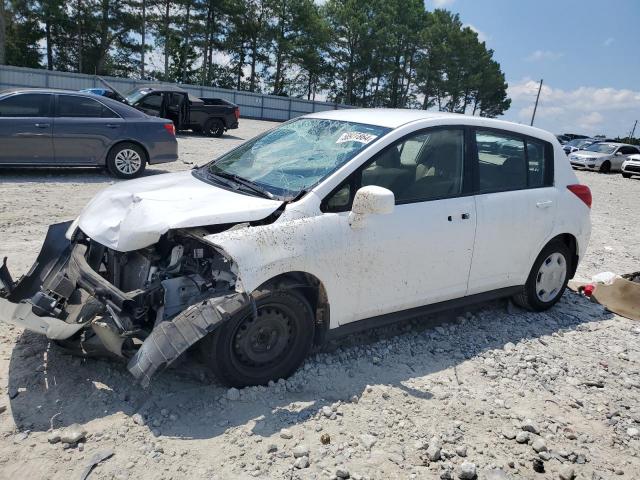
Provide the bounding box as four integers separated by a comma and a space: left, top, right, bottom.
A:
202, 213, 342, 295
127, 291, 250, 387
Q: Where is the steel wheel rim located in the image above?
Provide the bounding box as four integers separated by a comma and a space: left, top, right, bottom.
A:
114, 149, 142, 175
535, 252, 567, 302
232, 305, 293, 368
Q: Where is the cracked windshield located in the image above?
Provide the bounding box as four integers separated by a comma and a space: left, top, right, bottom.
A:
204, 118, 390, 198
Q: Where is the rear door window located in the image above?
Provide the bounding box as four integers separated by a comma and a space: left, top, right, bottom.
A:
476, 130, 552, 192
476, 130, 527, 192
526, 139, 547, 187
57, 95, 118, 118
0, 93, 52, 117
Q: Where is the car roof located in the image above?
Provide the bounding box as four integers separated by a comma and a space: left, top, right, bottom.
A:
0, 87, 149, 119
305, 108, 556, 142
132, 84, 187, 93
595, 142, 633, 147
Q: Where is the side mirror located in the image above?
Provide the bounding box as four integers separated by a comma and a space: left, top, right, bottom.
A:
348, 186, 394, 228
615, 151, 623, 156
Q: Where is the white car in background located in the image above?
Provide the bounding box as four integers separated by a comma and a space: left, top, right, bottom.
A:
0, 110, 592, 387
621, 153, 640, 178
569, 142, 640, 173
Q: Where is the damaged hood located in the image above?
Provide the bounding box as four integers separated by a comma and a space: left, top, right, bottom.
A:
78, 170, 283, 252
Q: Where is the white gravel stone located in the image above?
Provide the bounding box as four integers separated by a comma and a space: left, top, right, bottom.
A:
293, 455, 309, 469
457, 461, 476, 479
292, 445, 310, 458
532, 438, 547, 453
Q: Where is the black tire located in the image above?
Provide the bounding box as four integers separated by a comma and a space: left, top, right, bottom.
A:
622, 172, 632, 179
106, 142, 147, 179
599, 161, 611, 173
203, 118, 225, 137
200, 288, 315, 387
512, 240, 571, 312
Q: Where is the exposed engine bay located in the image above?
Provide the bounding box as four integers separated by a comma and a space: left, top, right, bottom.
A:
0, 221, 251, 386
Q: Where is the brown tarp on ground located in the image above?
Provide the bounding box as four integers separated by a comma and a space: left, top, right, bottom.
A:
569, 272, 640, 321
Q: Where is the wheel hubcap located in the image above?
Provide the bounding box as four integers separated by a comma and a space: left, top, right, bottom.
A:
535, 252, 567, 302
233, 306, 293, 367
114, 149, 142, 175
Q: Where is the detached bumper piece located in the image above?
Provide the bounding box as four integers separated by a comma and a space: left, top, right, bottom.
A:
0, 221, 90, 339
128, 292, 250, 387
0, 221, 131, 341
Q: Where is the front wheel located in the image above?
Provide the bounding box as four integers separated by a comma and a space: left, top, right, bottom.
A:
512, 240, 571, 311
199, 288, 315, 387
106, 142, 146, 179
599, 161, 611, 173
622, 172, 632, 179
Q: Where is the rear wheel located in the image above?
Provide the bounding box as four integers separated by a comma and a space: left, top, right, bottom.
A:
622, 172, 632, 179
513, 240, 571, 311
599, 161, 611, 173
204, 118, 225, 137
200, 288, 315, 387
106, 142, 146, 179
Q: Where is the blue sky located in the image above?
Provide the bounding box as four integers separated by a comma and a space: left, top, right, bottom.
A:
429, 0, 640, 137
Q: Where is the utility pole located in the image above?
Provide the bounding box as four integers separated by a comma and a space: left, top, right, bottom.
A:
530, 79, 543, 126
141, 0, 146, 79
630, 120, 637, 139
0, 0, 6, 65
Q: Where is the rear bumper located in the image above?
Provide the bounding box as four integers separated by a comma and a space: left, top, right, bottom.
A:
147, 139, 178, 165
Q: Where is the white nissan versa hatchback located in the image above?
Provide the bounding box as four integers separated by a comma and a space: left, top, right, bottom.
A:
0, 110, 592, 387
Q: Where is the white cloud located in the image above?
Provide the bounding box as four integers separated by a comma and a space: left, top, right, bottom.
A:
525, 50, 564, 62
464, 23, 489, 43
432, 0, 456, 7
603, 37, 615, 47
504, 78, 640, 136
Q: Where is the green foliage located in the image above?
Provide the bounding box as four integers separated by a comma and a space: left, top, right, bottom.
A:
0, 0, 510, 116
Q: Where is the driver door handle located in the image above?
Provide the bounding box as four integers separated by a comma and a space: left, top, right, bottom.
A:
34, 123, 50, 128
536, 200, 553, 209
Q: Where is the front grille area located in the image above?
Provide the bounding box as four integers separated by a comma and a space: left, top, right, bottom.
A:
624, 164, 640, 173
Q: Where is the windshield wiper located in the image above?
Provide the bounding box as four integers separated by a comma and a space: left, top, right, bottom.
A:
209, 170, 275, 199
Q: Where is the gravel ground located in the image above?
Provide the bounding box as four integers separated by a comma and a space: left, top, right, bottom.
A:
0, 120, 639, 480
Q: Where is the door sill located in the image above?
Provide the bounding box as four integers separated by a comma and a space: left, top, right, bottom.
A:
327, 286, 522, 340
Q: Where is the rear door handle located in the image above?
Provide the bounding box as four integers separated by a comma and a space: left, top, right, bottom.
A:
34, 123, 50, 128
105, 123, 120, 128
536, 200, 553, 209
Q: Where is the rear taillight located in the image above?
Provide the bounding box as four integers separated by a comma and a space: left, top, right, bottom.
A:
234, 107, 240, 120
163, 123, 176, 136
567, 184, 592, 208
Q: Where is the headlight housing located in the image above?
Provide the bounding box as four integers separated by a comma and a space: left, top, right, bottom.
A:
65, 217, 80, 240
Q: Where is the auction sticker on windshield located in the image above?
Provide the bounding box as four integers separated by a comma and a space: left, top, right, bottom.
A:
336, 131, 378, 144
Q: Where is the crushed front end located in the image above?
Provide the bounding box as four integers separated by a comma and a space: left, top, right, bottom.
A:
0, 221, 249, 386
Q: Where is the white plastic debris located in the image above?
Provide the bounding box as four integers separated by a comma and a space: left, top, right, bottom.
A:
591, 272, 620, 285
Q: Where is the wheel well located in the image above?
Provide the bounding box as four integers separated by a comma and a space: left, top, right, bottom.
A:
107, 140, 150, 165
207, 116, 226, 128
548, 233, 579, 279
257, 272, 329, 346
